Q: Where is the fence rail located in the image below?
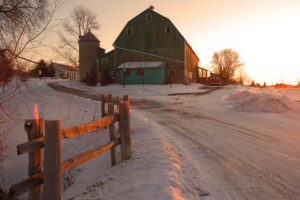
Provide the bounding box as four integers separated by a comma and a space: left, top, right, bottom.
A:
9, 94, 131, 200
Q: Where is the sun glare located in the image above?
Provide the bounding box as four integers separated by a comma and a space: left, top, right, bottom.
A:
195, 3, 300, 85
238, 12, 300, 85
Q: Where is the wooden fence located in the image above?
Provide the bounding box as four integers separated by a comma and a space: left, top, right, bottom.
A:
9, 94, 131, 200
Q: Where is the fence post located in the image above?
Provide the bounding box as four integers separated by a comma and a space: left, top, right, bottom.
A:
101, 95, 106, 117
115, 96, 121, 137
116, 96, 121, 106
108, 94, 113, 103
123, 95, 129, 102
24, 118, 44, 200
108, 103, 116, 166
119, 96, 132, 160
43, 120, 61, 200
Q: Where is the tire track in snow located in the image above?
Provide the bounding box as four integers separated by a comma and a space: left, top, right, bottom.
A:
143, 106, 300, 200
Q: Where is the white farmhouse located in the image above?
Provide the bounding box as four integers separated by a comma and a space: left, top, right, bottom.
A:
51, 62, 79, 79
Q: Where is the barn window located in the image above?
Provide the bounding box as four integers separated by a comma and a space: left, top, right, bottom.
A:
137, 69, 144, 76
125, 69, 130, 76
166, 26, 171, 33
127, 27, 133, 35
168, 68, 176, 76
146, 14, 152, 23
102, 57, 108, 64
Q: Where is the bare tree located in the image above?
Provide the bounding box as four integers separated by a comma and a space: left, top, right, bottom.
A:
0, 0, 60, 59
56, 5, 100, 66
0, 0, 59, 113
210, 48, 244, 84
0, 0, 59, 166
0, 0, 59, 107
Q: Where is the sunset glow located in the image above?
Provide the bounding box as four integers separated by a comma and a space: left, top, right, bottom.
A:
36, 0, 300, 85
33, 103, 39, 126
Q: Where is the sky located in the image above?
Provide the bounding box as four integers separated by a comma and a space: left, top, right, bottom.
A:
36, 0, 300, 85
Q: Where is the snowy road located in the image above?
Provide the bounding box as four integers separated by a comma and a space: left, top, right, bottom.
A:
132, 98, 300, 200
48, 81, 300, 200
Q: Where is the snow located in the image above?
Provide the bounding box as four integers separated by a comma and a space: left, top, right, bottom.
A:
117, 61, 164, 69
0, 78, 110, 198
1, 79, 300, 199
223, 89, 295, 113
72, 110, 195, 200
58, 80, 208, 99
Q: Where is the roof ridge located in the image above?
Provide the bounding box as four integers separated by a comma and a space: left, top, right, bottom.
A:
52, 62, 79, 71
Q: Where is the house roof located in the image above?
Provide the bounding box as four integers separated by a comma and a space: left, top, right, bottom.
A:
118, 61, 164, 69
79, 30, 100, 42
52, 62, 79, 72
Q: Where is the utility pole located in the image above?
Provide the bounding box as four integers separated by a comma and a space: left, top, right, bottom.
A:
123, 68, 126, 88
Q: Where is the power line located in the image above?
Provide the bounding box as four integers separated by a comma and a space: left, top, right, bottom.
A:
114, 46, 184, 63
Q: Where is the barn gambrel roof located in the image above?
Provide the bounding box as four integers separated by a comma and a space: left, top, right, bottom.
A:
113, 7, 199, 60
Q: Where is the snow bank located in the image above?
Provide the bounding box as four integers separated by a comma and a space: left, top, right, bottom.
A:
223, 89, 295, 113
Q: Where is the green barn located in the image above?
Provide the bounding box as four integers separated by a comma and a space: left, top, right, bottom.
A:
79, 6, 200, 85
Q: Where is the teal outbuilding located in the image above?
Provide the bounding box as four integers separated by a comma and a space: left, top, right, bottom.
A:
118, 62, 166, 85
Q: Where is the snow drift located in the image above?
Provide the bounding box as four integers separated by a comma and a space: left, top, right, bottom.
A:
223, 89, 294, 113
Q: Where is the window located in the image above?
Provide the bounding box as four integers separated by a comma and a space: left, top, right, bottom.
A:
168, 68, 176, 76
137, 69, 144, 76
124, 69, 130, 76
166, 26, 171, 33
102, 57, 108, 64
146, 14, 152, 23
127, 27, 133, 35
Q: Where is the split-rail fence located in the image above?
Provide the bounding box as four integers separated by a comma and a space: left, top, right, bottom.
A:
8, 94, 131, 200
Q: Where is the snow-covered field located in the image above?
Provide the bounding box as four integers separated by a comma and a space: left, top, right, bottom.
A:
1, 79, 300, 199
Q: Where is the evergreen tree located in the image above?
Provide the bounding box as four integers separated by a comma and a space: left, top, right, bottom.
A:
31, 59, 55, 77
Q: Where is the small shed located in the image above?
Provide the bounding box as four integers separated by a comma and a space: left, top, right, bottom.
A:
118, 61, 166, 85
